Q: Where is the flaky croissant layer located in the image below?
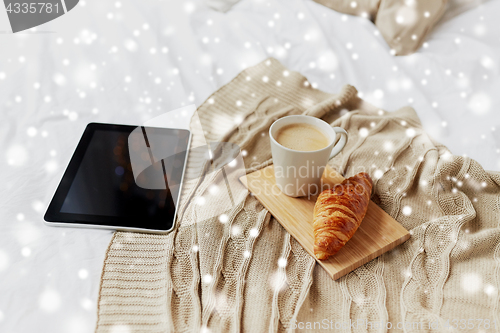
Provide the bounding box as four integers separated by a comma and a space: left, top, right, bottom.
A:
313, 172, 373, 260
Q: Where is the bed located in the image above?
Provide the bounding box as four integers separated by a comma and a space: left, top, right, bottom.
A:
0, 0, 499, 331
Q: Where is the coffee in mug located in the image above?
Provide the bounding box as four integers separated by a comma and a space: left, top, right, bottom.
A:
269, 115, 348, 197
275, 123, 329, 152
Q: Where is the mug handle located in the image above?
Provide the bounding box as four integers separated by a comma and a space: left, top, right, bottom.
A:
329, 127, 348, 159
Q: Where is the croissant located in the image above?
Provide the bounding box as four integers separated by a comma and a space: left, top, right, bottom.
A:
313, 172, 373, 260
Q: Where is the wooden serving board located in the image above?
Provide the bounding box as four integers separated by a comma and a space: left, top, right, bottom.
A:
240, 165, 410, 280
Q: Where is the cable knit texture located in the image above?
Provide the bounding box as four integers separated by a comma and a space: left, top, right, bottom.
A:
95, 58, 500, 332
313, 0, 448, 56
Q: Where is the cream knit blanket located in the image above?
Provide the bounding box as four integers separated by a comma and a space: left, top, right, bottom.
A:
95, 58, 500, 332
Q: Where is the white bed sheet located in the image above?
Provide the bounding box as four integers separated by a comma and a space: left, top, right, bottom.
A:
0, 0, 499, 332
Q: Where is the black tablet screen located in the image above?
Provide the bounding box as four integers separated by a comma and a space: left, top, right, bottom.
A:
45, 123, 190, 232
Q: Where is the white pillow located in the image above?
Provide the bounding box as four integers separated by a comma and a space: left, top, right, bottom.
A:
440, 0, 490, 23
205, 0, 242, 12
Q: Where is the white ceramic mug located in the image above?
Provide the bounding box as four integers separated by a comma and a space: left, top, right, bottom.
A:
269, 115, 348, 197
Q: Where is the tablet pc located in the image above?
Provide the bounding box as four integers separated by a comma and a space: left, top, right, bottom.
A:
44, 123, 191, 233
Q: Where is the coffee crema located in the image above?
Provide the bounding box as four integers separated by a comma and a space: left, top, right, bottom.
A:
275, 123, 329, 152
